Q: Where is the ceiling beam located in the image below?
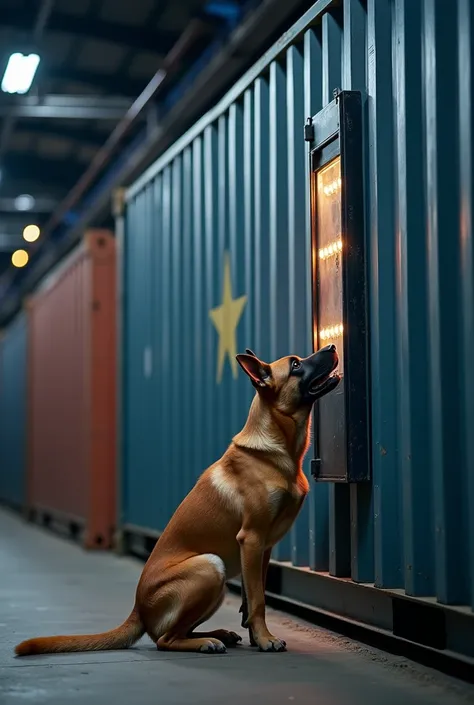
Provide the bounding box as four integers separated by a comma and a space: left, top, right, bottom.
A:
14, 120, 108, 148
0, 196, 59, 213
0, 95, 134, 120
2, 153, 85, 188
0, 234, 26, 253
0, 179, 65, 201
0, 214, 48, 228
1, 8, 180, 54
42, 65, 147, 96
33, 0, 56, 42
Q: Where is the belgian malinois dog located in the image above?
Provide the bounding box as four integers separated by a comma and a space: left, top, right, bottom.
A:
15, 345, 340, 657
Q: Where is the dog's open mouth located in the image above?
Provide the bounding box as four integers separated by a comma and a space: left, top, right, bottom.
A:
308, 362, 340, 397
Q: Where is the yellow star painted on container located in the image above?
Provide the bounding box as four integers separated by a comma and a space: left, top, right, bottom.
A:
209, 252, 247, 383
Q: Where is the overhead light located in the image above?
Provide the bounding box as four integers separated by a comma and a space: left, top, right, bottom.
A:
1, 53, 40, 95
11, 249, 29, 268
14, 194, 35, 211
23, 224, 40, 242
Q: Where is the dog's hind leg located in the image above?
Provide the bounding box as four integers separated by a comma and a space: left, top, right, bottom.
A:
185, 590, 242, 647
155, 553, 229, 654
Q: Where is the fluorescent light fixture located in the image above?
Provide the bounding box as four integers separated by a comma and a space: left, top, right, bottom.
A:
2, 53, 40, 95
14, 194, 35, 211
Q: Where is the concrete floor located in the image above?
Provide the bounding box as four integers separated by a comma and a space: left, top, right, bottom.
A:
1, 509, 473, 705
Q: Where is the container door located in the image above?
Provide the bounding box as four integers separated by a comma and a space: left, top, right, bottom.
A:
122, 185, 156, 530
0, 313, 27, 508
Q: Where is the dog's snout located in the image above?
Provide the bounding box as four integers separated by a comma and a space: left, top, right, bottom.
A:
320, 343, 337, 354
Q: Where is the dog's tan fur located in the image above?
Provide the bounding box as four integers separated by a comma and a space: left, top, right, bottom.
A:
15, 348, 338, 656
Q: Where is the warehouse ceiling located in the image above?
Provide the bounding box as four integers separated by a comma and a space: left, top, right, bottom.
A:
0, 0, 318, 320
0, 0, 232, 277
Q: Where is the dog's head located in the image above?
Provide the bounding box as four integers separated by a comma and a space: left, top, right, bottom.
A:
236, 345, 340, 415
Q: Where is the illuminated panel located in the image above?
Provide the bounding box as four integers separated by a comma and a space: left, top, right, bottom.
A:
308, 90, 368, 485
314, 156, 344, 375
320, 323, 343, 341
312, 154, 347, 483
319, 238, 342, 261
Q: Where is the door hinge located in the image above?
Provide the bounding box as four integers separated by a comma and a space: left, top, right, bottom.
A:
311, 458, 322, 480
304, 117, 314, 142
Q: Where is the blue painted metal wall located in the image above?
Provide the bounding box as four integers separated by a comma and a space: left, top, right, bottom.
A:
0, 312, 28, 509
121, 0, 474, 613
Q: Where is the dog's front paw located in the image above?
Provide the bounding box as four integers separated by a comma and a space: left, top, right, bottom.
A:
255, 634, 287, 652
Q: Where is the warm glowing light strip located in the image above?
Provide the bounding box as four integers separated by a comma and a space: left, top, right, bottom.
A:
319, 238, 342, 260
319, 323, 343, 341
323, 177, 341, 197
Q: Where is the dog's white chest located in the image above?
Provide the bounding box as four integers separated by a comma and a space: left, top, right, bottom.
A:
210, 466, 244, 516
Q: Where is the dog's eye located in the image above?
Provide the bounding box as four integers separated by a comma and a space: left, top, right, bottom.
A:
291, 359, 301, 371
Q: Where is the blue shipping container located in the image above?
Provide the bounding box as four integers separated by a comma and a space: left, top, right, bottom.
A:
120, 0, 474, 662
0, 312, 28, 509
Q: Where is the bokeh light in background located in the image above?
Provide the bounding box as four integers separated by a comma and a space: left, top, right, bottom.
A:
14, 194, 35, 211
11, 249, 29, 267
23, 224, 40, 242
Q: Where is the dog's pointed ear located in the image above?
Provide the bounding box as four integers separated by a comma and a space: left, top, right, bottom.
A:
245, 348, 257, 358
236, 353, 272, 388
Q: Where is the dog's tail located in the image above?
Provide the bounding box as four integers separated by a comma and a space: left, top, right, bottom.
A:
14, 607, 145, 656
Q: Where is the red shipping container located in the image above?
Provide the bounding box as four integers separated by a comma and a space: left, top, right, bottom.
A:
27, 230, 116, 549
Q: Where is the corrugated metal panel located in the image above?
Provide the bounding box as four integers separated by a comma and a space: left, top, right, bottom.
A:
28, 230, 117, 549
122, 0, 474, 615
0, 312, 28, 508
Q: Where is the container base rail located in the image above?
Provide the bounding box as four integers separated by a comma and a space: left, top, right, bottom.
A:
26, 505, 114, 550
118, 523, 474, 685
0, 497, 25, 514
